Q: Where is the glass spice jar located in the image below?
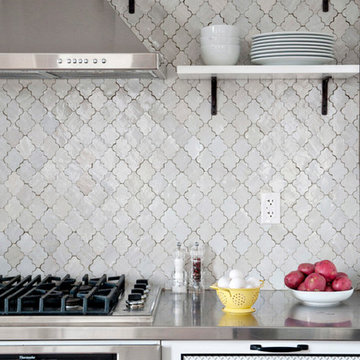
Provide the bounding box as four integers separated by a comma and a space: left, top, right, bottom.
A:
190, 242, 203, 291
172, 242, 187, 293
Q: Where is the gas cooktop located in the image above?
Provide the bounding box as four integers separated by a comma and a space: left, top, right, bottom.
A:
0, 274, 161, 319
0, 274, 125, 315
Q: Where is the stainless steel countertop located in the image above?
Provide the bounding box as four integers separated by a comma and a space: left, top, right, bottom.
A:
0, 290, 359, 341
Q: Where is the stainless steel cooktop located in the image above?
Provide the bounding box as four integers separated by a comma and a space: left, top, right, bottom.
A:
0, 274, 162, 323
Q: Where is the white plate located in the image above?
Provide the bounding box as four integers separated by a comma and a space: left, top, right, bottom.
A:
291, 289, 354, 307
251, 52, 334, 58
251, 42, 333, 50
252, 37, 334, 45
252, 40, 334, 48
251, 56, 335, 65
252, 31, 334, 40
251, 52, 335, 59
251, 49, 334, 56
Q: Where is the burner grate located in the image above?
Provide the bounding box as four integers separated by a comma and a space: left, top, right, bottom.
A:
0, 274, 125, 315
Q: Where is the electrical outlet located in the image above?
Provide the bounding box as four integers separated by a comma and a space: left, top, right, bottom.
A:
261, 193, 280, 224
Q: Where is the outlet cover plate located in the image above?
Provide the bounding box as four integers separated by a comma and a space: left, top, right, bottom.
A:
261, 193, 280, 224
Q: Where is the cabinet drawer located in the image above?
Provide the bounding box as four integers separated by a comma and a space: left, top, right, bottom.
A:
162, 341, 360, 360
183, 356, 360, 360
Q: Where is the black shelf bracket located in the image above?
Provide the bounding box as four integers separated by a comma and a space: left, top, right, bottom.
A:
323, 0, 329, 12
322, 76, 332, 115
129, 0, 135, 13
211, 76, 217, 115
209, 74, 332, 116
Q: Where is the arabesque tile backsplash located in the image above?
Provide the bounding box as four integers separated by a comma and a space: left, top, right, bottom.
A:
0, 0, 359, 289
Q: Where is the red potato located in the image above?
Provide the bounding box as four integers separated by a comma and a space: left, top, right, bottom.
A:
304, 273, 326, 291
297, 282, 307, 291
336, 272, 348, 278
284, 271, 305, 289
298, 263, 315, 275
325, 285, 334, 292
332, 276, 352, 291
315, 260, 337, 282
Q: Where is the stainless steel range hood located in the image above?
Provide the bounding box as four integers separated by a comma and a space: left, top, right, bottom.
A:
0, 0, 165, 79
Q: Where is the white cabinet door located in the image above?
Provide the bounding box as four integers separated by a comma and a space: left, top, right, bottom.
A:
162, 341, 360, 360
182, 356, 359, 360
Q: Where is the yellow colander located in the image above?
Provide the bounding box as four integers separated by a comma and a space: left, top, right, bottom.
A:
210, 280, 264, 314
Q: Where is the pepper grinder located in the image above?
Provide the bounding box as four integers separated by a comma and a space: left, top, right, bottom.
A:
172, 242, 187, 293
190, 241, 203, 292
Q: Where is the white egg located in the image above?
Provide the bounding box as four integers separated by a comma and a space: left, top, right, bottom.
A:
217, 277, 230, 288
229, 269, 244, 280
246, 277, 260, 288
229, 277, 246, 289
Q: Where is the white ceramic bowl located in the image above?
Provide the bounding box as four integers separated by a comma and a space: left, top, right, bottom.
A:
201, 44, 240, 65
201, 36, 240, 45
291, 289, 354, 307
201, 25, 239, 38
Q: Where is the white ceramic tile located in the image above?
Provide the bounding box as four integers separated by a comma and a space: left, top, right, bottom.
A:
0, 0, 358, 290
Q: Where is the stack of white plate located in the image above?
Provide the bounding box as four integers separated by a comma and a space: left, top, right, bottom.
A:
250, 32, 335, 65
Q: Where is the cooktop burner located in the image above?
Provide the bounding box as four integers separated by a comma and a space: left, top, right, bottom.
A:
0, 274, 125, 315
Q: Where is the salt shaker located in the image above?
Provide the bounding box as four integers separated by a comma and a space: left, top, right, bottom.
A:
172, 242, 187, 293
190, 241, 203, 292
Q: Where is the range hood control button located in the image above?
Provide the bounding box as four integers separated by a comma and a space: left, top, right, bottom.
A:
57, 59, 62, 64
93, 59, 98, 64
78, 59, 83, 64
102, 58, 106, 64
84, 59, 88, 64
73, 59, 77, 64
67, 59, 71, 64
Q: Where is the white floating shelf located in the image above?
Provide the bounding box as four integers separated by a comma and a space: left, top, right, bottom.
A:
177, 65, 359, 80
177, 64, 359, 116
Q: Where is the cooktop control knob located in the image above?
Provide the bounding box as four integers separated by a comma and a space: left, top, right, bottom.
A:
126, 280, 152, 311
131, 288, 146, 299
128, 293, 141, 302
126, 292, 144, 309
136, 279, 148, 285
134, 283, 147, 290
135, 284, 149, 294
131, 288, 144, 295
